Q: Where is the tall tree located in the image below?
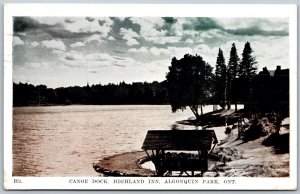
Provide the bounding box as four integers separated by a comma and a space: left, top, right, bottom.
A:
238, 41, 257, 110
166, 54, 214, 120
239, 41, 257, 79
227, 43, 240, 111
215, 48, 226, 109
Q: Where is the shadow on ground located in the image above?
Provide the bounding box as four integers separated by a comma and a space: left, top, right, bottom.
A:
262, 133, 289, 154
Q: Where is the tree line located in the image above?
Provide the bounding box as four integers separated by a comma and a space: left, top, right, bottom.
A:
14, 41, 289, 120
13, 81, 169, 106
166, 41, 289, 119
214, 42, 257, 111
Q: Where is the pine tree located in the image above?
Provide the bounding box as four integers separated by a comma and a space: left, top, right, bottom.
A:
215, 48, 226, 109
238, 41, 257, 110
227, 43, 240, 110
239, 41, 257, 80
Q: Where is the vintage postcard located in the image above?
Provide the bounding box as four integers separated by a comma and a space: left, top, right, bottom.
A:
3, 4, 297, 190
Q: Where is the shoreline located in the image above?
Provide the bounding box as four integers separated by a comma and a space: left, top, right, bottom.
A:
93, 151, 155, 177
93, 111, 290, 177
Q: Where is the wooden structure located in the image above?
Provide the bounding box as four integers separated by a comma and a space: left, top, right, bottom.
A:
141, 130, 218, 176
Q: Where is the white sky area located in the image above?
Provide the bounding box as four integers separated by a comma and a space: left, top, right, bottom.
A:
13, 17, 289, 88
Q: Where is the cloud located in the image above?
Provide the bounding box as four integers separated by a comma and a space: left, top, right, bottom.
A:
65, 18, 75, 23
13, 36, 24, 47
113, 63, 126, 67
108, 36, 115, 41
113, 50, 125, 54
162, 17, 177, 25
14, 17, 94, 39
84, 34, 103, 44
22, 62, 50, 69
149, 47, 169, 56
119, 28, 139, 46
59, 51, 106, 68
166, 17, 289, 37
36, 17, 113, 35
70, 41, 86, 48
130, 18, 166, 42
160, 17, 178, 35
129, 46, 193, 58
58, 50, 139, 69
128, 47, 148, 53
64, 52, 85, 61
185, 38, 193, 44
85, 17, 95, 22
225, 26, 288, 36
146, 36, 181, 44
216, 18, 288, 32
44, 28, 95, 39
85, 53, 113, 61
30, 41, 39, 47
13, 17, 290, 84
125, 38, 139, 46
183, 18, 221, 31
14, 17, 114, 40
249, 36, 289, 70
41, 39, 66, 51
113, 56, 127, 61
52, 49, 64, 54
14, 17, 46, 32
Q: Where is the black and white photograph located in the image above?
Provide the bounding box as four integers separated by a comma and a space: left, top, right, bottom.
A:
4, 4, 297, 190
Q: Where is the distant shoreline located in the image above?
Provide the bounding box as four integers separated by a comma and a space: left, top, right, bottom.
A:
13, 103, 172, 107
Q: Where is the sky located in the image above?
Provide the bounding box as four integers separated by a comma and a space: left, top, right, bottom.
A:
13, 17, 289, 88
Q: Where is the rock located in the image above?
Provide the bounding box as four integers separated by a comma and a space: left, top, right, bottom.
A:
203, 171, 219, 177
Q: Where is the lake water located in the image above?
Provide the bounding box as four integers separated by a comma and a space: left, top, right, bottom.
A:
13, 105, 228, 177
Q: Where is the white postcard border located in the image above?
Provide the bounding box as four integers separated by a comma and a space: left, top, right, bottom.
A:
3, 4, 298, 190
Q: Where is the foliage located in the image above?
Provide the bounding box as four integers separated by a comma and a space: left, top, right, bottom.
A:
238, 41, 257, 80
214, 48, 227, 108
226, 43, 240, 110
13, 81, 169, 106
227, 43, 240, 80
166, 54, 214, 119
225, 126, 232, 135
242, 118, 266, 141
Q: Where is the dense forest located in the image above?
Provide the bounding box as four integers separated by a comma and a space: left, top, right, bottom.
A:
13, 81, 170, 106
13, 68, 289, 113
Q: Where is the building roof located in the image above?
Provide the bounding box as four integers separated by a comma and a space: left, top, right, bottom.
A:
141, 130, 217, 151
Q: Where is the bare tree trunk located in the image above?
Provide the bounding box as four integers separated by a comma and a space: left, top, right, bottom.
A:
200, 105, 203, 115
227, 102, 231, 110
189, 105, 200, 120
235, 102, 237, 111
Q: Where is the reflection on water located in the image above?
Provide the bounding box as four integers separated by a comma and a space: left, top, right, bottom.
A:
13, 105, 220, 176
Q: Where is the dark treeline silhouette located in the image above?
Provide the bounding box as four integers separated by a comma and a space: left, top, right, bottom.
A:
13, 81, 169, 106
14, 41, 289, 117
252, 66, 289, 114
224, 66, 289, 114
212, 42, 288, 114
165, 41, 289, 120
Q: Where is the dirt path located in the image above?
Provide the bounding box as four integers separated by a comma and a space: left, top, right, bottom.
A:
213, 127, 289, 177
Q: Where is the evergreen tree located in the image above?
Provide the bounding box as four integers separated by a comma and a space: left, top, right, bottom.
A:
238, 41, 257, 110
239, 41, 257, 80
215, 48, 226, 109
227, 43, 240, 110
